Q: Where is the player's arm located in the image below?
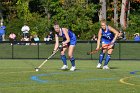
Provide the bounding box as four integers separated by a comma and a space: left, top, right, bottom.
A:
53, 34, 59, 51
96, 29, 102, 50
108, 26, 119, 44
62, 28, 70, 46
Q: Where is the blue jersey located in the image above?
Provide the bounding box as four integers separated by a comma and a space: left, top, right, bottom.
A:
0, 26, 6, 35
101, 26, 114, 44
57, 28, 77, 45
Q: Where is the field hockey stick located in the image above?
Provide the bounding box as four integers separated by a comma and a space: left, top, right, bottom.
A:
35, 49, 59, 71
35, 44, 66, 71
87, 44, 111, 55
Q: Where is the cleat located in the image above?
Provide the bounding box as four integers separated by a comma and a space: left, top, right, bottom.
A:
70, 66, 76, 71
103, 65, 110, 69
61, 65, 68, 70
96, 63, 102, 69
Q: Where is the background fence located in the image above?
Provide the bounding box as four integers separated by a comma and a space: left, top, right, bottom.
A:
0, 41, 140, 60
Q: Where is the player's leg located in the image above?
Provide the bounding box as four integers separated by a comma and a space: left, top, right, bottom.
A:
103, 46, 114, 69
96, 44, 107, 68
60, 47, 68, 70
68, 45, 76, 71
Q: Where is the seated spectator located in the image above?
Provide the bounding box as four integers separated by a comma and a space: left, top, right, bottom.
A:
117, 31, 124, 40
123, 31, 126, 40
118, 31, 123, 38
20, 37, 26, 45
21, 23, 30, 38
77, 34, 81, 39
29, 35, 35, 45
91, 34, 97, 41
24, 36, 30, 45
44, 31, 53, 41
34, 35, 39, 41
44, 34, 52, 42
33, 35, 39, 45
30, 35, 34, 42
49, 31, 54, 40
134, 33, 140, 41
20, 36, 29, 45
9, 32, 16, 45
30, 35, 36, 45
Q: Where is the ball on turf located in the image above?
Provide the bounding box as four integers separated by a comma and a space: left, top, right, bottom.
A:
35, 68, 39, 72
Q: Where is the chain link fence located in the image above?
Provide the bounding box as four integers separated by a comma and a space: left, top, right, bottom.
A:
0, 41, 140, 60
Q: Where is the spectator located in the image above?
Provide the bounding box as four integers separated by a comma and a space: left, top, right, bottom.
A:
134, 33, 140, 41
30, 35, 34, 42
20, 37, 26, 45
0, 22, 6, 41
24, 36, 30, 45
49, 31, 54, 40
117, 31, 124, 40
34, 35, 39, 41
44, 31, 53, 44
91, 34, 97, 41
20, 36, 29, 45
29, 35, 35, 45
118, 28, 127, 40
9, 32, 16, 45
77, 34, 80, 39
123, 31, 126, 40
33, 35, 39, 45
21, 23, 30, 38
44, 34, 52, 42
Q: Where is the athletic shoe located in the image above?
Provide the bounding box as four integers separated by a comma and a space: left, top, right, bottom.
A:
103, 65, 110, 69
70, 66, 76, 71
96, 63, 102, 69
61, 65, 68, 70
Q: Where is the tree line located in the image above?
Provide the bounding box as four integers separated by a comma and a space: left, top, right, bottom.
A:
0, 0, 140, 40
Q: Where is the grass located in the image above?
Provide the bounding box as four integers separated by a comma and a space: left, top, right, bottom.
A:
0, 59, 140, 93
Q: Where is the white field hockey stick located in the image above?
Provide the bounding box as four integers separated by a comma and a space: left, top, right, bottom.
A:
35, 49, 59, 71
35, 45, 63, 72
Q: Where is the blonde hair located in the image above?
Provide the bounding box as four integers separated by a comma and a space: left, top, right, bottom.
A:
100, 19, 106, 24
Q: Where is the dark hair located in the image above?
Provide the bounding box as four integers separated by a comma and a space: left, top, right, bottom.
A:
54, 21, 59, 25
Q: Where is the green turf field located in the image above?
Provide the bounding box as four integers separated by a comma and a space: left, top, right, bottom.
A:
0, 59, 140, 93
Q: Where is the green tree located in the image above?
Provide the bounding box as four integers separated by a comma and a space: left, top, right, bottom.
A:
2, 0, 140, 40
16, 0, 32, 23
50, 1, 99, 39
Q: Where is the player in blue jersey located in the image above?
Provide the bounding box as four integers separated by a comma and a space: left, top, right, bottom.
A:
96, 19, 119, 69
53, 23, 77, 71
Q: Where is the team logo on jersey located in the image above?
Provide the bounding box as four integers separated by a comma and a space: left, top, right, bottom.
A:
102, 33, 112, 39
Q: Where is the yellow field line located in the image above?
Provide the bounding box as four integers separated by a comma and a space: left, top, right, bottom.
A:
120, 76, 137, 86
